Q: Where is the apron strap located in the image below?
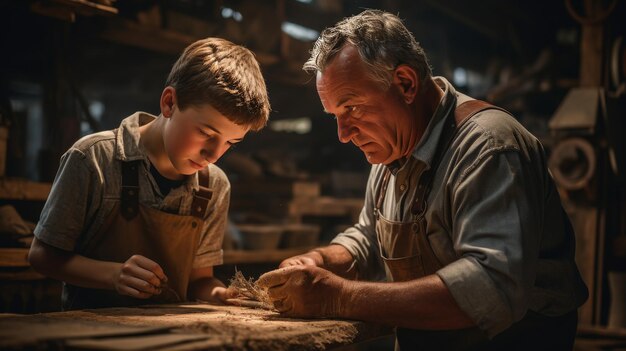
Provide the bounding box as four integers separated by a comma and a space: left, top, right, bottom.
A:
374, 99, 509, 218
411, 99, 510, 216
121, 160, 141, 220
190, 167, 213, 219
121, 160, 213, 220
374, 168, 392, 218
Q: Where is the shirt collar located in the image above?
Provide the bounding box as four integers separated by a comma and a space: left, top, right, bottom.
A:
409, 76, 458, 170
115, 111, 153, 162
387, 157, 411, 176
114, 111, 202, 192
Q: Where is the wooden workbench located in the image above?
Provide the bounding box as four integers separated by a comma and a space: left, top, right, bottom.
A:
0, 303, 392, 350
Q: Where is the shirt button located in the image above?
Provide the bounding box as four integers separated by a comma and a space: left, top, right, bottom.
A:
399, 184, 406, 191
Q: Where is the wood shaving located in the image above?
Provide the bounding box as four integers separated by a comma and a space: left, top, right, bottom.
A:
228, 270, 274, 310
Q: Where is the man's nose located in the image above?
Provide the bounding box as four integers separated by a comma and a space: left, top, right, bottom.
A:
337, 117, 357, 144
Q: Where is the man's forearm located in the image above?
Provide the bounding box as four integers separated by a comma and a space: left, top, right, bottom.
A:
340, 274, 476, 330
312, 244, 358, 279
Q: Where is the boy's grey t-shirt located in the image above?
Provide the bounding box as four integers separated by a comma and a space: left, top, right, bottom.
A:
34, 112, 229, 269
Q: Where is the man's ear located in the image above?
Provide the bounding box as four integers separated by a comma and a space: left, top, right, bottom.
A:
160, 86, 177, 118
393, 65, 419, 104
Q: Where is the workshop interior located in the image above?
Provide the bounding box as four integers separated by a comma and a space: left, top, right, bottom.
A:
0, 0, 625, 350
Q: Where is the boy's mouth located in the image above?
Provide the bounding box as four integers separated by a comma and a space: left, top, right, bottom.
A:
189, 159, 206, 170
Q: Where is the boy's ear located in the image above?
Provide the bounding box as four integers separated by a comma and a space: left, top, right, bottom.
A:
160, 86, 177, 118
393, 65, 419, 105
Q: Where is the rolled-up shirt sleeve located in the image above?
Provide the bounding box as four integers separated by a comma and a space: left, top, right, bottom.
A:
331, 166, 385, 281
34, 148, 98, 252
437, 150, 542, 338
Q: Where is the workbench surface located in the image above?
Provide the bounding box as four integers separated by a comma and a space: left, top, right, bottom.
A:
0, 303, 392, 350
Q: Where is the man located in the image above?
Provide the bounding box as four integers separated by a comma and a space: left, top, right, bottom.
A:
257, 10, 588, 351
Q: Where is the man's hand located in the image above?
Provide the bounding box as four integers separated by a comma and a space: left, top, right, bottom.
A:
279, 251, 324, 268
114, 255, 167, 299
279, 245, 358, 280
256, 266, 350, 318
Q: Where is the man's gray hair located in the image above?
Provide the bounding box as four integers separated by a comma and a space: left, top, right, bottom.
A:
303, 9, 432, 89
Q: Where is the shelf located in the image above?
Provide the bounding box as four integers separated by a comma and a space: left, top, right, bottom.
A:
0, 178, 52, 201
1, 247, 312, 273
0, 268, 45, 281
0, 248, 31, 268
223, 248, 312, 265
578, 325, 626, 339
288, 197, 364, 222
0, 248, 46, 281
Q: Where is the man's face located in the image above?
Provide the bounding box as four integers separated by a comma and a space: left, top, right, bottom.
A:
163, 104, 249, 175
316, 45, 415, 165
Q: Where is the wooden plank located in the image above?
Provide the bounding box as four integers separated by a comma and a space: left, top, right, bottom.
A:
99, 18, 281, 67
0, 268, 45, 281
223, 248, 311, 264
0, 248, 30, 268
0, 178, 51, 201
100, 17, 196, 55
54, 0, 118, 16
0, 316, 171, 349
0, 304, 393, 350
66, 333, 208, 350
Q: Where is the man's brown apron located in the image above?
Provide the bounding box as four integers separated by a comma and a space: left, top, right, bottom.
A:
64, 160, 213, 310
374, 100, 578, 351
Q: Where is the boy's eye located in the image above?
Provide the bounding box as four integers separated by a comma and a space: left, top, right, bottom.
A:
197, 128, 211, 138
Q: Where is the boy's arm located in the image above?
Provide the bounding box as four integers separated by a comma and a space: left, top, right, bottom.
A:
188, 266, 235, 303
29, 237, 166, 298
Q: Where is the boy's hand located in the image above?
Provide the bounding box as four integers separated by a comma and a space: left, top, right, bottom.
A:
211, 286, 238, 304
113, 255, 167, 299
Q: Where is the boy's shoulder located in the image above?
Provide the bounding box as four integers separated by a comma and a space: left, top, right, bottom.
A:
207, 164, 230, 191
67, 130, 119, 167
71, 130, 117, 154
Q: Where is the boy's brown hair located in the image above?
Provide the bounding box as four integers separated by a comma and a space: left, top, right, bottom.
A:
166, 37, 270, 131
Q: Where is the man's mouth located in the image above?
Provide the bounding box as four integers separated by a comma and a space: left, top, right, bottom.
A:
356, 141, 373, 148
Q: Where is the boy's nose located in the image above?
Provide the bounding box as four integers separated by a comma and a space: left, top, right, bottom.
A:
201, 143, 227, 164
201, 149, 219, 164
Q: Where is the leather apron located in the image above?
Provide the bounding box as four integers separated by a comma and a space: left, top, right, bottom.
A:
375, 100, 505, 350
64, 160, 213, 310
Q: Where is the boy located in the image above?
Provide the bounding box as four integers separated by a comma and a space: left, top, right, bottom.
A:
28, 37, 270, 310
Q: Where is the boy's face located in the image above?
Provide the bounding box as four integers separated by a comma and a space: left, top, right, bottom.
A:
163, 103, 249, 175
